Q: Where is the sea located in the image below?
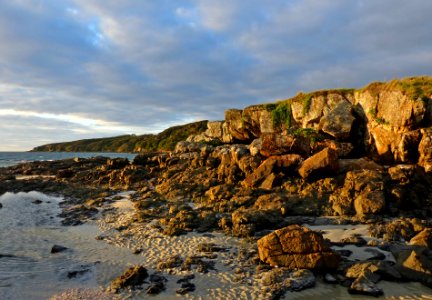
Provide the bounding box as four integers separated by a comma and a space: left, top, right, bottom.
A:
0, 151, 137, 168
0, 152, 142, 299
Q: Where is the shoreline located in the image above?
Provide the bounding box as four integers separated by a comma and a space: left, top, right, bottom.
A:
0, 142, 432, 299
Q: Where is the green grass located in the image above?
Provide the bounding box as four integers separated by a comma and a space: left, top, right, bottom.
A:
398, 76, 432, 101
271, 101, 293, 129
32, 121, 209, 153
362, 76, 432, 101
302, 94, 312, 116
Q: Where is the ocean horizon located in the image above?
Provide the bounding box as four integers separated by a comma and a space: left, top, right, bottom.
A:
0, 151, 137, 168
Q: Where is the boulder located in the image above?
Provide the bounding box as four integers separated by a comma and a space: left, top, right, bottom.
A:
330, 169, 385, 216
260, 132, 310, 157
410, 229, 432, 249
298, 148, 338, 179
257, 225, 340, 269
354, 190, 386, 215
249, 138, 262, 156
419, 128, 432, 173
283, 269, 316, 292
399, 249, 432, 285
205, 121, 224, 140
110, 265, 148, 292
319, 100, 355, 139
224, 109, 252, 141
242, 157, 276, 188
348, 276, 384, 297
243, 154, 302, 188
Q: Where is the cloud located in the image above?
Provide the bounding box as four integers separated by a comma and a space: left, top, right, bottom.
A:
0, 0, 431, 150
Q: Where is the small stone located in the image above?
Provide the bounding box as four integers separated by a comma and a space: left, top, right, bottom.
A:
348, 276, 384, 297
51, 245, 68, 254
32, 199, 43, 204
176, 274, 195, 284
176, 282, 195, 295
146, 282, 165, 295
335, 249, 353, 257
132, 248, 143, 254
323, 273, 338, 284
110, 265, 148, 293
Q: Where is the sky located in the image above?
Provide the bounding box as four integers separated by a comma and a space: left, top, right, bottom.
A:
1, 0, 432, 151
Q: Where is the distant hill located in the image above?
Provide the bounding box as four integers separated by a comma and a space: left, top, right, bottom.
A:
31, 120, 208, 153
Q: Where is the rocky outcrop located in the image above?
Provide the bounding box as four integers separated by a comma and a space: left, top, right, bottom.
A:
257, 225, 340, 269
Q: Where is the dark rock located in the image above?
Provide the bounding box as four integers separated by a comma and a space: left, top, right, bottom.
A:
56, 169, 74, 179
51, 245, 68, 254
286, 269, 315, 292
181, 256, 216, 273
32, 199, 43, 204
149, 273, 167, 283
110, 265, 148, 292
0, 203, 2, 209
105, 158, 129, 170
339, 235, 367, 247
365, 249, 386, 261
197, 243, 227, 253
67, 268, 91, 279
176, 274, 195, 284
348, 275, 384, 297
323, 273, 338, 284
146, 282, 165, 295
176, 282, 195, 295
157, 255, 183, 270
335, 249, 353, 257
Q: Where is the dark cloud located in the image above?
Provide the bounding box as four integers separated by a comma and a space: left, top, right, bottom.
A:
0, 0, 431, 150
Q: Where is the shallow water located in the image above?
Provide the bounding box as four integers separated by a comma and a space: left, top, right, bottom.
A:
0, 191, 143, 300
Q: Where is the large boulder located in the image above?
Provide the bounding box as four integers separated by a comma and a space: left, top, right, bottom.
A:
330, 169, 385, 216
260, 132, 310, 157
243, 154, 302, 188
410, 228, 432, 249
419, 128, 432, 173
319, 100, 355, 139
298, 148, 338, 179
354, 190, 386, 216
257, 225, 340, 269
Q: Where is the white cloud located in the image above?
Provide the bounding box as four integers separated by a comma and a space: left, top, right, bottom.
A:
0, 0, 431, 150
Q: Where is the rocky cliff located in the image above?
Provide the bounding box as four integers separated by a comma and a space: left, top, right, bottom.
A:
191, 76, 432, 171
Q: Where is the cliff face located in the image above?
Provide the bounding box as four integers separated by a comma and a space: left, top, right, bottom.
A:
191, 76, 432, 172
